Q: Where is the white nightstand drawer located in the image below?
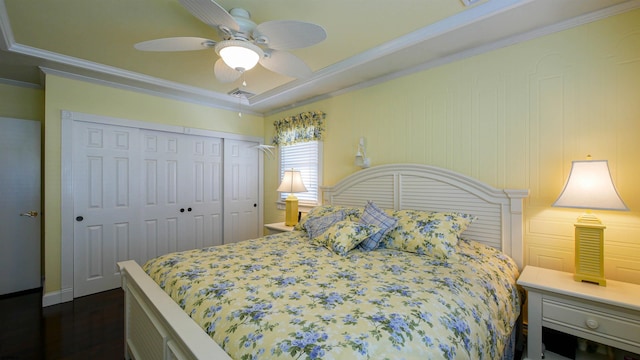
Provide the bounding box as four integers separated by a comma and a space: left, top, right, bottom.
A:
543, 298, 640, 348
519, 266, 640, 360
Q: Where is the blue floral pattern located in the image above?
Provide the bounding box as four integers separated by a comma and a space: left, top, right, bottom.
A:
144, 232, 521, 360
272, 111, 326, 146
312, 220, 380, 256
381, 210, 476, 260
295, 205, 363, 231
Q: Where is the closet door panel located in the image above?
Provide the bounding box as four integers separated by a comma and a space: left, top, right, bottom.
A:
73, 122, 141, 298
182, 136, 223, 249
142, 131, 223, 257
224, 139, 259, 244
141, 131, 183, 262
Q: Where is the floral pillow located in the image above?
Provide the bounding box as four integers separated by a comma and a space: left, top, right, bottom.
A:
357, 201, 398, 251
303, 210, 347, 239
313, 220, 379, 256
295, 205, 362, 231
382, 210, 476, 259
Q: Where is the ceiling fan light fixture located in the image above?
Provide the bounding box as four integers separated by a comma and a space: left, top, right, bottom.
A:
215, 40, 264, 72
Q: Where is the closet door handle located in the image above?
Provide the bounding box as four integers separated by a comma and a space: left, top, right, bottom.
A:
187, 207, 192, 212
180, 208, 185, 213
254, 203, 257, 207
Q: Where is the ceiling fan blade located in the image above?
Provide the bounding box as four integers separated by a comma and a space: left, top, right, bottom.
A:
260, 50, 312, 79
178, 0, 239, 32
254, 21, 326, 50
214, 59, 242, 83
134, 37, 214, 51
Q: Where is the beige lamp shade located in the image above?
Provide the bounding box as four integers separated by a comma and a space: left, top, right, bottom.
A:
277, 169, 308, 194
553, 159, 628, 286
553, 160, 628, 211
277, 169, 307, 226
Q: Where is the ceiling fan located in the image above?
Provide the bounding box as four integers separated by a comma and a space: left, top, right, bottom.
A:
135, 0, 327, 83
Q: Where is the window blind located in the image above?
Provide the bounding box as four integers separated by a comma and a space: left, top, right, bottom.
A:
279, 141, 319, 205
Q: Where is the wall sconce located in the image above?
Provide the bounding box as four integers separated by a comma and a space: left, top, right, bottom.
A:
277, 169, 308, 226
354, 137, 371, 168
552, 156, 628, 286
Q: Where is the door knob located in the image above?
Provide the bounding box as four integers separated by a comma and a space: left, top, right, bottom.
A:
20, 211, 38, 217
76, 216, 84, 222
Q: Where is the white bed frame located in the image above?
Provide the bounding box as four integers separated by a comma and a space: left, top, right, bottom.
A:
118, 163, 529, 360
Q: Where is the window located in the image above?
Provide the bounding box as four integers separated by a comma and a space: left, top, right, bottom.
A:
279, 141, 322, 207
273, 110, 325, 209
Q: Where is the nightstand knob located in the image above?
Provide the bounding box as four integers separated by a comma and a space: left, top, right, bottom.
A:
585, 319, 599, 329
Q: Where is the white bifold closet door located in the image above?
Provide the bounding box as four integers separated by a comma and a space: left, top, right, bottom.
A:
72, 122, 238, 298
141, 130, 223, 260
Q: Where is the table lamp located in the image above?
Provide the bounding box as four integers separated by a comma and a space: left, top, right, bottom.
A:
553, 157, 628, 286
277, 169, 307, 226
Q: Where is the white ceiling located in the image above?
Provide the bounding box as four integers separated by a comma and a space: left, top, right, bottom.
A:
1, 0, 638, 115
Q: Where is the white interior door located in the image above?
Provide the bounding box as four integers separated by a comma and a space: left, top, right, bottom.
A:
224, 139, 259, 244
73, 121, 141, 298
0, 117, 41, 296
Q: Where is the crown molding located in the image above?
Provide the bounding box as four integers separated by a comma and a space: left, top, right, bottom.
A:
39, 67, 262, 117
0, 0, 13, 51
0, 77, 41, 89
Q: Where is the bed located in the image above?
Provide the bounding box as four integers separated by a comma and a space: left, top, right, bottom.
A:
118, 163, 529, 360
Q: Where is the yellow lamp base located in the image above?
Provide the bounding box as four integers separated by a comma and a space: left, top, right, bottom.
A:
284, 194, 299, 227
574, 213, 606, 286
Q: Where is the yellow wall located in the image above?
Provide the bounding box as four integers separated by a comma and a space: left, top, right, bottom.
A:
43, 75, 264, 293
0, 83, 44, 121
265, 9, 640, 284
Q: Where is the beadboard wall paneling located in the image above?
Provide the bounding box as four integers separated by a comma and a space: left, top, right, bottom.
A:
264, 9, 640, 284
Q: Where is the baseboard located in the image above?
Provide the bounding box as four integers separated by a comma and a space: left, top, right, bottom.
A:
42, 287, 73, 307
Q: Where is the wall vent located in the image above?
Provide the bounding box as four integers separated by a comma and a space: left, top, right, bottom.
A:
228, 88, 255, 98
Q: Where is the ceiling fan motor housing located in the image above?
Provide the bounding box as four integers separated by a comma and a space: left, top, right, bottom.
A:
228, 8, 258, 40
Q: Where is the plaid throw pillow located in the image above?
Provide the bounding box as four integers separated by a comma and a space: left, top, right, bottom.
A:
304, 210, 347, 239
357, 201, 398, 251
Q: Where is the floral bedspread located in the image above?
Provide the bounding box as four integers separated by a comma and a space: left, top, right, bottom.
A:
143, 232, 521, 360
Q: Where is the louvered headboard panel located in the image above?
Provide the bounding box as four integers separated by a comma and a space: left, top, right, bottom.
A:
321, 164, 529, 269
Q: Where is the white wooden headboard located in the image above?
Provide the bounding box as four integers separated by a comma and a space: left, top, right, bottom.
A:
321, 164, 529, 269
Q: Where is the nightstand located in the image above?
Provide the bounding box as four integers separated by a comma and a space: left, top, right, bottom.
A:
264, 222, 294, 234
517, 266, 640, 360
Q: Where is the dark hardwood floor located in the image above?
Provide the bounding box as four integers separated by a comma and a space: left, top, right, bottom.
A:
0, 288, 124, 360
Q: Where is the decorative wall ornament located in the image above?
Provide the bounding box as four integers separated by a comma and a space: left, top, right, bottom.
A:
252, 144, 276, 159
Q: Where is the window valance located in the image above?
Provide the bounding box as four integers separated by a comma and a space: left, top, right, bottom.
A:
272, 111, 325, 146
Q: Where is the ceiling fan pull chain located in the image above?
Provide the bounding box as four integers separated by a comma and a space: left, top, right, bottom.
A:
238, 72, 246, 117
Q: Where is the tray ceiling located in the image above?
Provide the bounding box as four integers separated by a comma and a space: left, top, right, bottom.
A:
0, 0, 637, 114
